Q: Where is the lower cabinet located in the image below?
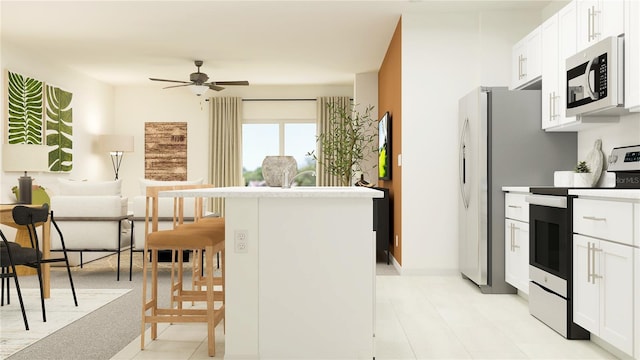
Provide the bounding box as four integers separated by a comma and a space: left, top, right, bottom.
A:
635, 248, 639, 359
505, 219, 529, 294
573, 234, 634, 356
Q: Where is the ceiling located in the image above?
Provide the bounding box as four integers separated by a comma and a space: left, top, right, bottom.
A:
1, 1, 552, 89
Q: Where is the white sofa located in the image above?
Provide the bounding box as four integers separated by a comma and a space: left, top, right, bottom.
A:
49, 179, 130, 279
130, 178, 205, 252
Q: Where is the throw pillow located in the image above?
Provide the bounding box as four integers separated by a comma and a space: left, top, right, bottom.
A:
57, 178, 122, 196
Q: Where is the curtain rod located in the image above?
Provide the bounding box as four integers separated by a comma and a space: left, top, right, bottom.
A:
243, 98, 354, 102
206, 97, 353, 102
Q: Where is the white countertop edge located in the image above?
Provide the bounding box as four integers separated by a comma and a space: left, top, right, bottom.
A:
569, 189, 640, 200
159, 186, 385, 199
502, 186, 530, 193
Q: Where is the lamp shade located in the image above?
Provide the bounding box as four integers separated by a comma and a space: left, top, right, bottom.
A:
2, 143, 50, 172
189, 85, 209, 96
98, 135, 134, 153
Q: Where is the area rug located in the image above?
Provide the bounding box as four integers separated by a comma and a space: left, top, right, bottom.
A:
0, 288, 131, 359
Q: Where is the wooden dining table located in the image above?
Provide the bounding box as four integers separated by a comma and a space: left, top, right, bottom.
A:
1, 204, 50, 298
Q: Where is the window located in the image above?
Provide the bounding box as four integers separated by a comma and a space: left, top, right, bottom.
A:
242, 121, 316, 187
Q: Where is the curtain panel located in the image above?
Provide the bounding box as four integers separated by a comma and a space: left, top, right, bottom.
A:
209, 97, 243, 215
316, 96, 350, 186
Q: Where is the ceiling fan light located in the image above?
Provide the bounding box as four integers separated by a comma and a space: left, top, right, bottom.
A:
190, 85, 209, 96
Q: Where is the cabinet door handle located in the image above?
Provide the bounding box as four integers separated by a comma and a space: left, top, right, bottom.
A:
583, 215, 606, 221
592, 246, 602, 283
508, 205, 521, 208
587, 241, 592, 283
588, 7, 593, 41
549, 92, 553, 119
591, 6, 600, 40
512, 224, 519, 250
521, 56, 527, 78
510, 223, 514, 252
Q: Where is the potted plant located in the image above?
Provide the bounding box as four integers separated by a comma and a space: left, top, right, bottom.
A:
308, 102, 377, 186
574, 160, 592, 187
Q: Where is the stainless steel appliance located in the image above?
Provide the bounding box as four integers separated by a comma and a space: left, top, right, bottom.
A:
458, 87, 577, 294
526, 188, 590, 339
566, 35, 625, 117
607, 144, 640, 187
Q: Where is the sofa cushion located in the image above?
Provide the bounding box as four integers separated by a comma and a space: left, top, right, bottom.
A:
138, 178, 203, 195
51, 196, 128, 217
57, 179, 122, 196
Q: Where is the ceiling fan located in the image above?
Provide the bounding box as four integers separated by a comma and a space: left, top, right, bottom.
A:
149, 60, 249, 95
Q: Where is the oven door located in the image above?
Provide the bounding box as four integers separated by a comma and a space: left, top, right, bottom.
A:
526, 196, 570, 281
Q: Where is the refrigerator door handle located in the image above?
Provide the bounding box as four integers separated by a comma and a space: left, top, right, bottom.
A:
459, 117, 470, 209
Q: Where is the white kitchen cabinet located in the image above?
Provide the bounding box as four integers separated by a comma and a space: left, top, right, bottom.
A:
541, 3, 578, 130
625, 0, 640, 112
576, 0, 624, 51
511, 25, 542, 90
504, 192, 529, 294
505, 219, 529, 294
635, 247, 639, 359
572, 197, 635, 356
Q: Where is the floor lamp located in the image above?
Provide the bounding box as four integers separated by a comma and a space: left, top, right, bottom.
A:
2, 143, 50, 204
98, 135, 134, 180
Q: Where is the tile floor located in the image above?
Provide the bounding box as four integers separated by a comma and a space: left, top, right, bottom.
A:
113, 264, 617, 360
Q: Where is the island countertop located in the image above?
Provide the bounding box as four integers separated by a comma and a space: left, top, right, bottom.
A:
159, 185, 384, 199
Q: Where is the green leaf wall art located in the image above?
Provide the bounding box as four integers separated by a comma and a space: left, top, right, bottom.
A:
4, 70, 74, 172
6, 70, 44, 144
45, 84, 73, 172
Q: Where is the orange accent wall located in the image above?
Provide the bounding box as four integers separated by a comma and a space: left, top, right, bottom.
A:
378, 18, 402, 265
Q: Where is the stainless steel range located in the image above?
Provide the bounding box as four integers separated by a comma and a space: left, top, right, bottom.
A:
525, 144, 640, 339
526, 187, 589, 340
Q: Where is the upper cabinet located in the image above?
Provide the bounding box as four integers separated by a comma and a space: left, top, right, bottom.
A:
625, 0, 640, 112
511, 25, 542, 90
541, 3, 578, 129
538, 0, 635, 131
576, 0, 624, 51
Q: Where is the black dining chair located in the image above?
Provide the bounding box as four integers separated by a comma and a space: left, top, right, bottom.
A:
12, 203, 78, 322
0, 229, 30, 330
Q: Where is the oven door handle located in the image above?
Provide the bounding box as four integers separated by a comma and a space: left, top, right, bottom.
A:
525, 194, 567, 208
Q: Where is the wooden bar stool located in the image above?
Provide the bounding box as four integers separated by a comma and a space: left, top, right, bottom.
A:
140, 184, 225, 357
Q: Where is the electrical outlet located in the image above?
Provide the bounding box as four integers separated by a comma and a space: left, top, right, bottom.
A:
235, 230, 248, 253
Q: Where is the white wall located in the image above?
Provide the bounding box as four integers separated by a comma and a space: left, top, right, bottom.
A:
355, 72, 379, 183
114, 84, 353, 199
0, 41, 115, 203
400, 9, 542, 274
578, 113, 640, 186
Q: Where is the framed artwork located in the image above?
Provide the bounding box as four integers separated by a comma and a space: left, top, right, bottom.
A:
5, 70, 44, 144
4, 70, 73, 172
45, 84, 73, 172
144, 122, 187, 181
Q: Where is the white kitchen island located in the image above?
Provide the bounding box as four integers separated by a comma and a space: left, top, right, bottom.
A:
159, 186, 383, 360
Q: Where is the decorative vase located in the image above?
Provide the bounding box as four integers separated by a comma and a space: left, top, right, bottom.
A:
573, 172, 592, 188
261, 156, 297, 187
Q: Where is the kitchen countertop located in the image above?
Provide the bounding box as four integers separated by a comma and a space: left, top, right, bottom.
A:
502, 186, 531, 192
159, 186, 384, 199
569, 188, 640, 200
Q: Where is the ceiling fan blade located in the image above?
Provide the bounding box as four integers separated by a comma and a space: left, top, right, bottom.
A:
149, 78, 190, 84
208, 84, 225, 92
163, 83, 192, 89
214, 81, 249, 86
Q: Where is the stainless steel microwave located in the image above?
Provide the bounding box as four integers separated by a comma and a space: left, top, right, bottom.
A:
566, 35, 625, 117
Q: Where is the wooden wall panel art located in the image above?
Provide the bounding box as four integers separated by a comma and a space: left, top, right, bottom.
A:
144, 122, 187, 181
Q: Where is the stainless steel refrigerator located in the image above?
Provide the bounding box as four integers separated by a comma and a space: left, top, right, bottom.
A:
458, 86, 577, 294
